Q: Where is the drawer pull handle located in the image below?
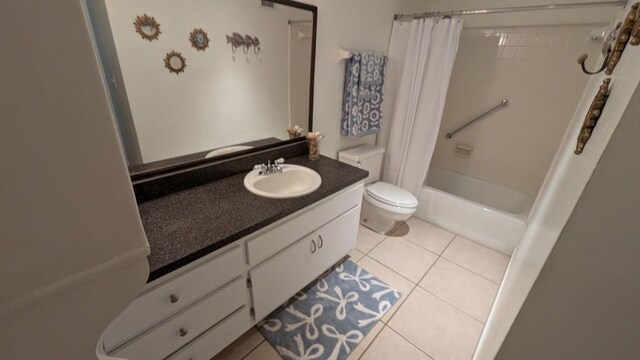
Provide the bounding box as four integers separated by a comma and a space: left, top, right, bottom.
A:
170, 293, 180, 304
179, 327, 189, 337
311, 239, 317, 254
317, 235, 324, 249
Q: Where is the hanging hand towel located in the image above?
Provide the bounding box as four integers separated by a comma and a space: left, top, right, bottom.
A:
341, 52, 387, 138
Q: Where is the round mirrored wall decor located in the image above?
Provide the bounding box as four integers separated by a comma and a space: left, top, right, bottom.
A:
189, 28, 210, 51
133, 14, 161, 41
164, 51, 187, 74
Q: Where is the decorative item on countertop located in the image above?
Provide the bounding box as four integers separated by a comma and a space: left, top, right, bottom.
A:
189, 28, 210, 51
575, 78, 611, 155
578, 3, 640, 75
133, 14, 161, 41
287, 125, 305, 139
164, 51, 186, 74
341, 52, 387, 139
307, 131, 324, 160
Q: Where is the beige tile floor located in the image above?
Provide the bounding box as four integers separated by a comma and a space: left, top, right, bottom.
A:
213, 217, 510, 360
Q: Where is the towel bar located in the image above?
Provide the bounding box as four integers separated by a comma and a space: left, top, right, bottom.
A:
446, 99, 509, 139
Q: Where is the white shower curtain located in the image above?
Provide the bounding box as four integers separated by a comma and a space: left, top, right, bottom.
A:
383, 18, 463, 196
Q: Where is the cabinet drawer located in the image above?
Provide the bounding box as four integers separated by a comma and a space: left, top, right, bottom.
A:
165, 307, 252, 360
103, 246, 244, 351
250, 206, 361, 321
247, 183, 363, 266
112, 277, 247, 360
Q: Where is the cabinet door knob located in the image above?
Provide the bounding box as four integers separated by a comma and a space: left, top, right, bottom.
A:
170, 293, 180, 303
310, 239, 317, 254
317, 235, 323, 249
179, 327, 189, 337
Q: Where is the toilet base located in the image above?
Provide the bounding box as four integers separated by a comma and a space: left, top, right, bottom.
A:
360, 199, 410, 235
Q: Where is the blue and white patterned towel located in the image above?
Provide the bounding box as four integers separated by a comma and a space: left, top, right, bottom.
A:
341, 52, 387, 139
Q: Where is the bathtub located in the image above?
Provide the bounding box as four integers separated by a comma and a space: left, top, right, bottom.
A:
415, 167, 532, 255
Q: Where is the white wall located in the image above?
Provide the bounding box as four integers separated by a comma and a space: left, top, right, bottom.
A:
299, 0, 424, 158
105, 0, 312, 163
0, 0, 149, 359
474, 5, 640, 358
495, 64, 640, 359
431, 24, 602, 198
107, 0, 430, 162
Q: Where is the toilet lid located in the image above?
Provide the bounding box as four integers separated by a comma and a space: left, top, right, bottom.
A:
366, 182, 419, 209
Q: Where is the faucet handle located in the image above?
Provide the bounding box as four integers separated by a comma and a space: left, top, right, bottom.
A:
275, 158, 285, 164
253, 164, 264, 171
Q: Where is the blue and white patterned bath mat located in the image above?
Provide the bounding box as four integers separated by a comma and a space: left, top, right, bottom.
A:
258, 259, 400, 360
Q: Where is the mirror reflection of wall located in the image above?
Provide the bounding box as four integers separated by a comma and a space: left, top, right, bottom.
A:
87, 0, 314, 168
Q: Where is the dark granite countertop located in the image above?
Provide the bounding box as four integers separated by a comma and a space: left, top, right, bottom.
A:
139, 155, 368, 282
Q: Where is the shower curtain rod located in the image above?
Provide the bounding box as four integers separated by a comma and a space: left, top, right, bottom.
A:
394, 1, 627, 21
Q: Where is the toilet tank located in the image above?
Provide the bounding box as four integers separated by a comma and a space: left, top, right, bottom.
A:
338, 145, 386, 184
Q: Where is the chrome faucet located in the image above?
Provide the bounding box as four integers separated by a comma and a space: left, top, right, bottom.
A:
254, 158, 285, 175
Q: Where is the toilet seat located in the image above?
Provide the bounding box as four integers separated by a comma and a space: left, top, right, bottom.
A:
364, 182, 418, 211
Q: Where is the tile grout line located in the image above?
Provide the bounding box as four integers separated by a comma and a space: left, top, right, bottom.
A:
360, 255, 418, 286
239, 337, 267, 360
420, 287, 488, 325
354, 324, 387, 360
415, 234, 500, 324
385, 323, 438, 360
441, 235, 507, 286
368, 224, 456, 326
384, 232, 454, 326
384, 284, 418, 329
413, 233, 455, 286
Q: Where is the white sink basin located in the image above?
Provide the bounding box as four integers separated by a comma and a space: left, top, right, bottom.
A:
244, 165, 322, 199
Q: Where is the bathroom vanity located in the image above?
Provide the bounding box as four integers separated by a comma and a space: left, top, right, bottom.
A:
86, 0, 338, 357
100, 154, 367, 360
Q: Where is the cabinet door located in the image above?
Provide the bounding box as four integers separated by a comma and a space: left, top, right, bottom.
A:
310, 206, 360, 277
249, 233, 316, 321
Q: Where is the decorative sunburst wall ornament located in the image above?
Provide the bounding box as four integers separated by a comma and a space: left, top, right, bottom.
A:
133, 14, 161, 41
189, 28, 210, 51
164, 51, 187, 74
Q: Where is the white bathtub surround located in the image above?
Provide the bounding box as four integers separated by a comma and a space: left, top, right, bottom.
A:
416, 167, 531, 255
475, 10, 640, 360
383, 17, 463, 196
430, 24, 604, 199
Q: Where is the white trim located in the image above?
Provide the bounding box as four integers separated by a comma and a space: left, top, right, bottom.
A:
0, 246, 150, 319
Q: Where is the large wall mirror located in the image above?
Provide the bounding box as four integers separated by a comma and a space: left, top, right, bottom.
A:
87, 0, 316, 177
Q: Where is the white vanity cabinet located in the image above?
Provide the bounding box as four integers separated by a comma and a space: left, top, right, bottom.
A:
249, 206, 360, 320
101, 182, 364, 360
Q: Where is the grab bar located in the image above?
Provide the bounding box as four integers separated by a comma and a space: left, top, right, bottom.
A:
445, 99, 509, 139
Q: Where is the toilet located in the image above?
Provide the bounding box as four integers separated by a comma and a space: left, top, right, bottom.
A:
339, 145, 419, 234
